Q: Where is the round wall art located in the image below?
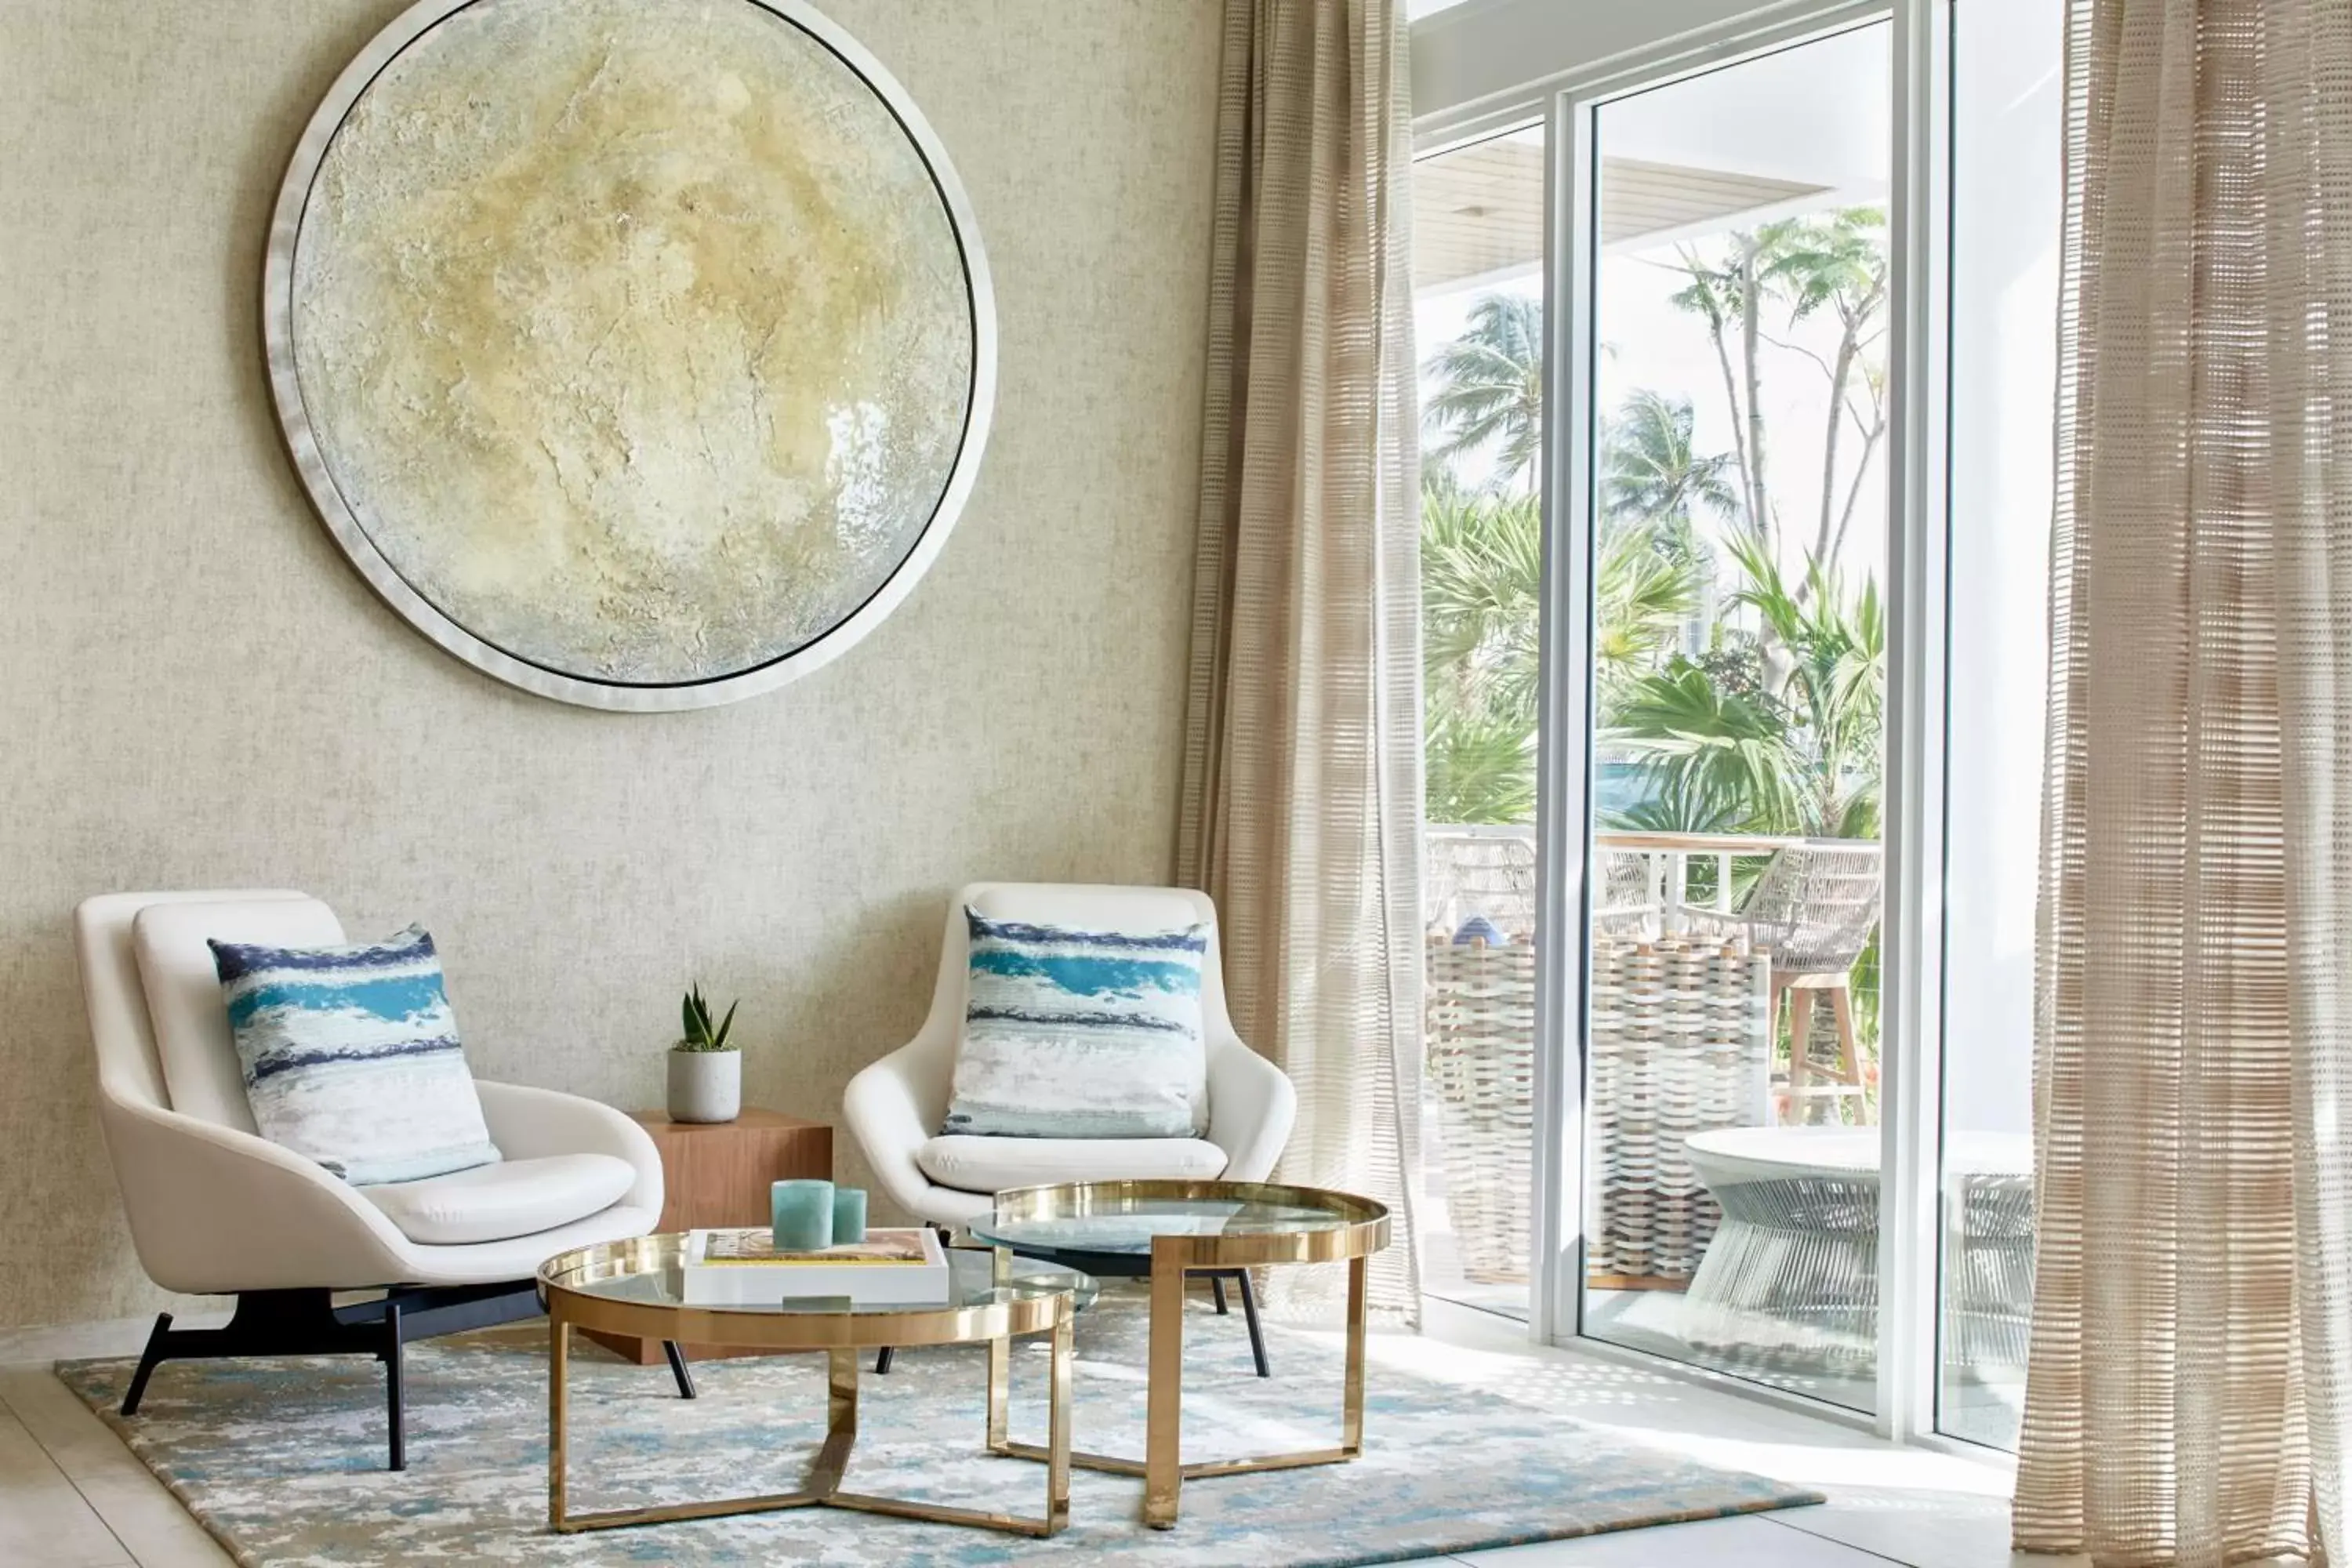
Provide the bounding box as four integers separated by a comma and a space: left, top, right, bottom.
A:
264, 0, 993, 710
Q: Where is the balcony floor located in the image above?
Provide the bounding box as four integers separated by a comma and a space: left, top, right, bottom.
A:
1417, 1099, 2028, 1453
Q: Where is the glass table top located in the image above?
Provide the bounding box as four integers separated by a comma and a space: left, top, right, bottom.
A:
969, 1190, 1365, 1257
543, 1238, 1096, 1316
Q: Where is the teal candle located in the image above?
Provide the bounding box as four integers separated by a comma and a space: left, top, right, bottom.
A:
831, 1186, 868, 1247
771, 1179, 834, 1253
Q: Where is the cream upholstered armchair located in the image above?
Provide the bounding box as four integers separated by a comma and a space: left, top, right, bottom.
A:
845, 883, 1294, 1222
74, 890, 685, 1469
843, 884, 1295, 1370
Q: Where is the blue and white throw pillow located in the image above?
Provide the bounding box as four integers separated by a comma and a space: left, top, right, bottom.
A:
209, 926, 500, 1185
943, 909, 1210, 1140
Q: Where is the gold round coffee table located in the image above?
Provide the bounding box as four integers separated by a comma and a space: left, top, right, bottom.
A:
538, 1235, 1091, 1537
967, 1179, 1392, 1529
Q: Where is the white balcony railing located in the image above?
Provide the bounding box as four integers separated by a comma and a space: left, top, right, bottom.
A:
1425, 822, 1824, 941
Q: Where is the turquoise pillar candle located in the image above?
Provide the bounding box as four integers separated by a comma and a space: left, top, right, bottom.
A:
771, 1179, 834, 1252
831, 1186, 868, 1247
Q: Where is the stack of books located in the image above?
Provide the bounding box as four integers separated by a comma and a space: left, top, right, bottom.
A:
681, 1225, 950, 1306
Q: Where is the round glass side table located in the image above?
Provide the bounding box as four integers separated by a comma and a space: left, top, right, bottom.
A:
538, 1236, 1092, 1537
967, 1179, 1390, 1529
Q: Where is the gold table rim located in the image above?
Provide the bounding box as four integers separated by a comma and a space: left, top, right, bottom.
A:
536, 1235, 1079, 1350
975, 1178, 1392, 1268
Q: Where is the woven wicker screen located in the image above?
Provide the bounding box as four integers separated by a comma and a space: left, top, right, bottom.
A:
2016, 0, 2352, 1559
1424, 934, 1769, 1287
1425, 935, 1536, 1283
1587, 939, 1771, 1282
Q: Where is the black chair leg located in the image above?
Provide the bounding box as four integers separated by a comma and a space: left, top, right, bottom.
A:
662, 1341, 697, 1399
121, 1312, 173, 1417
383, 1301, 405, 1472
114, 1283, 539, 1471
1236, 1269, 1270, 1379
874, 1346, 895, 1375
1210, 1275, 1230, 1314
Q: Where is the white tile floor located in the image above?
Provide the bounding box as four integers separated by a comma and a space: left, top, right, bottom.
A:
0, 1300, 2069, 1567
1368, 1301, 2044, 1567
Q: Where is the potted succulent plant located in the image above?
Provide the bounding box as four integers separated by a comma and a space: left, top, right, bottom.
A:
666, 984, 742, 1123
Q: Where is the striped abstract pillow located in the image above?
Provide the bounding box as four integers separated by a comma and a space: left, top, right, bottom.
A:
209, 926, 500, 1185
943, 908, 1209, 1140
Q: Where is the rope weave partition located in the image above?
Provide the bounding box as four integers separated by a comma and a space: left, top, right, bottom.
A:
1422, 934, 1769, 1285
1424, 934, 1536, 1283
1587, 939, 1772, 1282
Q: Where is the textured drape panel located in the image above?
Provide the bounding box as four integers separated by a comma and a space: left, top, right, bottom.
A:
1177, 0, 1423, 1320
2018, 0, 2352, 1561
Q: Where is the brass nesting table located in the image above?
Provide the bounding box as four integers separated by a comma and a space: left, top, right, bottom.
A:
967, 1178, 1392, 1529
537, 1236, 1091, 1537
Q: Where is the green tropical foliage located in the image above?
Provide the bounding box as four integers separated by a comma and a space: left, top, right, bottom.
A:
1418, 467, 1537, 825
1421, 475, 1541, 727
1419, 470, 1703, 824
1417, 210, 1890, 848
1604, 659, 1803, 833
1425, 706, 1538, 826
1723, 535, 1883, 837
1594, 527, 1699, 690
1602, 539, 1882, 840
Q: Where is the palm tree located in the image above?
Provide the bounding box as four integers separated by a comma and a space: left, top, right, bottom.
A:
1759, 209, 1889, 568
1668, 232, 1775, 543
1420, 467, 1539, 825
1602, 658, 1806, 834
1724, 535, 1882, 838
1423, 293, 1543, 486
1601, 390, 1737, 539
1664, 209, 1891, 561
1599, 391, 1733, 654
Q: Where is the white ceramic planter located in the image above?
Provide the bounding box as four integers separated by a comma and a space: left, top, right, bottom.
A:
666, 1047, 741, 1123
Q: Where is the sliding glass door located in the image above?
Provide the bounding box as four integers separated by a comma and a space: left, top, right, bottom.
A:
1572, 20, 1893, 1414
1937, 0, 2060, 1450
1408, 0, 2057, 1450
1413, 125, 1546, 1322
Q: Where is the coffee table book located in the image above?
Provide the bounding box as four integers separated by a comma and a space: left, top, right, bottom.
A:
682, 1225, 950, 1306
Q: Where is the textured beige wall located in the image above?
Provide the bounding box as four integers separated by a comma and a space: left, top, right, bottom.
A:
0, 0, 1222, 1328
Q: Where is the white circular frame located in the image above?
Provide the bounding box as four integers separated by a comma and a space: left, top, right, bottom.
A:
263, 0, 996, 713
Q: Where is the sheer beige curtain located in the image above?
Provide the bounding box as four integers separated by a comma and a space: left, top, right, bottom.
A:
1177, 0, 1423, 1319
2019, 0, 2352, 1561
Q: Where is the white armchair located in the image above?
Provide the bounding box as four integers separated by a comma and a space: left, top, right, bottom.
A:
74, 890, 682, 1469
844, 883, 1294, 1228
844, 884, 1294, 1374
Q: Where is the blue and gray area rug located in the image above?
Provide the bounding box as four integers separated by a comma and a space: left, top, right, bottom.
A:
58, 1290, 1817, 1566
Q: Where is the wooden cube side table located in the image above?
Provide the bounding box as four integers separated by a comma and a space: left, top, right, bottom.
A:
581, 1107, 833, 1364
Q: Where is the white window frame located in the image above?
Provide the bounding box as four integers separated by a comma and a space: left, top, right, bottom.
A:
1415, 0, 1980, 1450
